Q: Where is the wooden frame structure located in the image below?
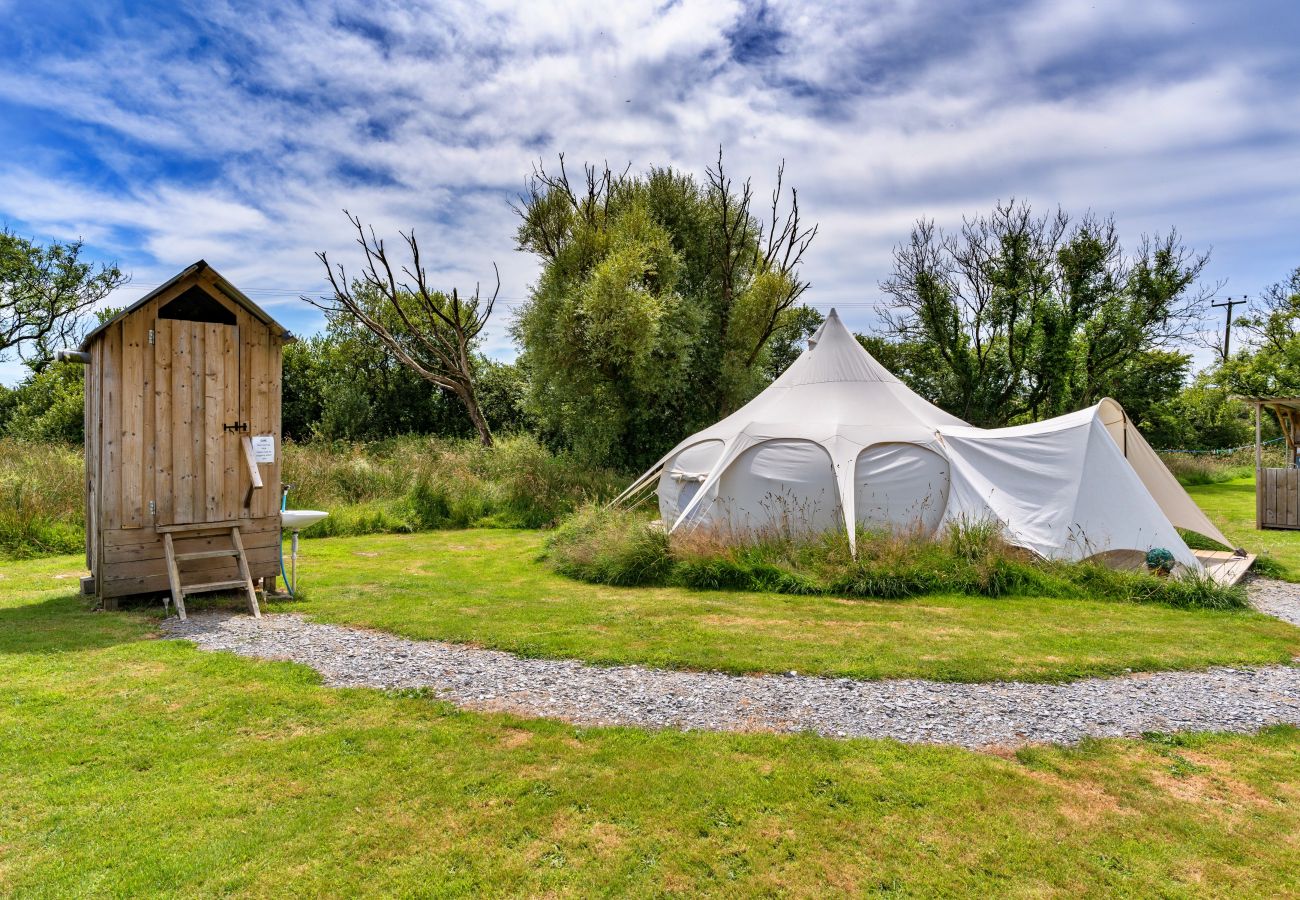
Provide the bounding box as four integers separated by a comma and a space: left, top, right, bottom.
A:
71, 261, 293, 609
1240, 396, 1300, 530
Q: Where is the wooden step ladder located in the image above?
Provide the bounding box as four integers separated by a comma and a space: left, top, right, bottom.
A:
161, 524, 261, 621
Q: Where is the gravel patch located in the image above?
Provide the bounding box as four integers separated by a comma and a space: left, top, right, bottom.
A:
1247, 576, 1300, 627
162, 576, 1300, 750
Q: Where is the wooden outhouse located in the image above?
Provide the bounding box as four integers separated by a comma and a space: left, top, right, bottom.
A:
1242, 395, 1300, 530
72, 261, 292, 616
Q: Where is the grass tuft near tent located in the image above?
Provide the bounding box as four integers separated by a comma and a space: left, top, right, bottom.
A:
547, 505, 1248, 610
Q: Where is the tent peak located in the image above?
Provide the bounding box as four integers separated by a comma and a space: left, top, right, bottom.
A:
773, 306, 904, 388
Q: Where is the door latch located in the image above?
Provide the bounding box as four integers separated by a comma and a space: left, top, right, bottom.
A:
223, 422, 249, 433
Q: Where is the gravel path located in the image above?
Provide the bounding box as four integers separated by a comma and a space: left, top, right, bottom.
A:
161, 578, 1300, 750
1247, 575, 1300, 627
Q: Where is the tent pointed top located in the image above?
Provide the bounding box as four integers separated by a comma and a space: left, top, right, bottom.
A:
773, 304, 900, 388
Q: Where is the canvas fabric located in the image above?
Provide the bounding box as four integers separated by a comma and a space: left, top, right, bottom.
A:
626, 310, 1230, 570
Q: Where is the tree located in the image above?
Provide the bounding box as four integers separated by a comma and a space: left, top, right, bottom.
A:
762, 305, 823, 382
1, 229, 127, 364
1138, 373, 1254, 451
876, 201, 1210, 426
309, 212, 499, 446
0, 360, 85, 443
1216, 267, 1300, 396
512, 152, 818, 467
702, 150, 818, 412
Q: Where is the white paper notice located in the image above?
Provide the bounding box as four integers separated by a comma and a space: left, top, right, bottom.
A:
251, 434, 275, 463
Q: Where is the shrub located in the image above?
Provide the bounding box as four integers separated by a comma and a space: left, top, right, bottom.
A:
545, 505, 672, 586
547, 505, 1250, 610
281, 433, 625, 537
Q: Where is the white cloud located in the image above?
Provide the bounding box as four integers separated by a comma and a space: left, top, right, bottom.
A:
0, 0, 1297, 388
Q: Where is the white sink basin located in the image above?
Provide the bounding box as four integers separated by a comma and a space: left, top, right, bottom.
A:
281, 509, 328, 531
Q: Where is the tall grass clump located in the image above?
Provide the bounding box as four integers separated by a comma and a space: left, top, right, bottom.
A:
280, 434, 624, 537
545, 505, 672, 586
0, 433, 625, 557
0, 438, 84, 558
1159, 447, 1272, 487
547, 504, 1248, 610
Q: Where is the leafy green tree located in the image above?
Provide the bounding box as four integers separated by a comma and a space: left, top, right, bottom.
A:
474, 357, 536, 436
282, 315, 482, 442
1139, 374, 1254, 451
1216, 267, 1300, 396
1, 229, 127, 363
512, 153, 817, 467
763, 305, 824, 382
876, 201, 1209, 426
0, 360, 85, 443
1102, 349, 1192, 433
281, 313, 529, 443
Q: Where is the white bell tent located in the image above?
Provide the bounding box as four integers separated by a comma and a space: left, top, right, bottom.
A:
618, 309, 1238, 574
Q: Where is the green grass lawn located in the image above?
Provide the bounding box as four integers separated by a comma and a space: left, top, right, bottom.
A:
4, 475, 1300, 894
3, 560, 1300, 896
258, 529, 1300, 683
1186, 476, 1300, 578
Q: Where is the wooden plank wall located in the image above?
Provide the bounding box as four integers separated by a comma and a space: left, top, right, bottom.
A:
100, 520, 281, 598
1259, 467, 1300, 530
85, 337, 101, 575
86, 271, 287, 599
236, 303, 283, 520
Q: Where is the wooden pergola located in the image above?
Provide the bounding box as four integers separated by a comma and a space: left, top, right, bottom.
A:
1238, 396, 1300, 529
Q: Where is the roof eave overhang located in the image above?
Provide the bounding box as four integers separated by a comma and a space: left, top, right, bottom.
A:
79, 260, 296, 350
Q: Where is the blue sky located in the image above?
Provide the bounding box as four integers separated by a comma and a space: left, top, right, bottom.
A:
2, 0, 1298, 383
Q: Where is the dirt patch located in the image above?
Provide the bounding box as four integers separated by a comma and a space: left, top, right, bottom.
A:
499, 728, 534, 749
1149, 756, 1275, 811
1021, 768, 1126, 827
700, 615, 792, 630
587, 822, 626, 855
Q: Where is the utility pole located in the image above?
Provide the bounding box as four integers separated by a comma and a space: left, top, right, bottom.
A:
1211, 295, 1248, 360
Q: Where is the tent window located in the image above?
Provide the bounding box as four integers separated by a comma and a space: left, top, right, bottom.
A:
678, 480, 702, 514
158, 286, 236, 325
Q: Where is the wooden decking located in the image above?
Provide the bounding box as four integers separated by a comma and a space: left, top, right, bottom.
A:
1194, 550, 1255, 587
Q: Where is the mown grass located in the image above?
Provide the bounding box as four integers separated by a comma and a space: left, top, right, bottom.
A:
3, 554, 1300, 896
237, 530, 1300, 683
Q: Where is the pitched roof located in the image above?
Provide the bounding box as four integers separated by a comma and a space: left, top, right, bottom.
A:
79, 260, 294, 350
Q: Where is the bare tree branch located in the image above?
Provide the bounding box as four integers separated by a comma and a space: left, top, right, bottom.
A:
306, 211, 498, 445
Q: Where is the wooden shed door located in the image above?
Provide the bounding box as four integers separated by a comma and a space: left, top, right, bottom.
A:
153, 318, 242, 525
